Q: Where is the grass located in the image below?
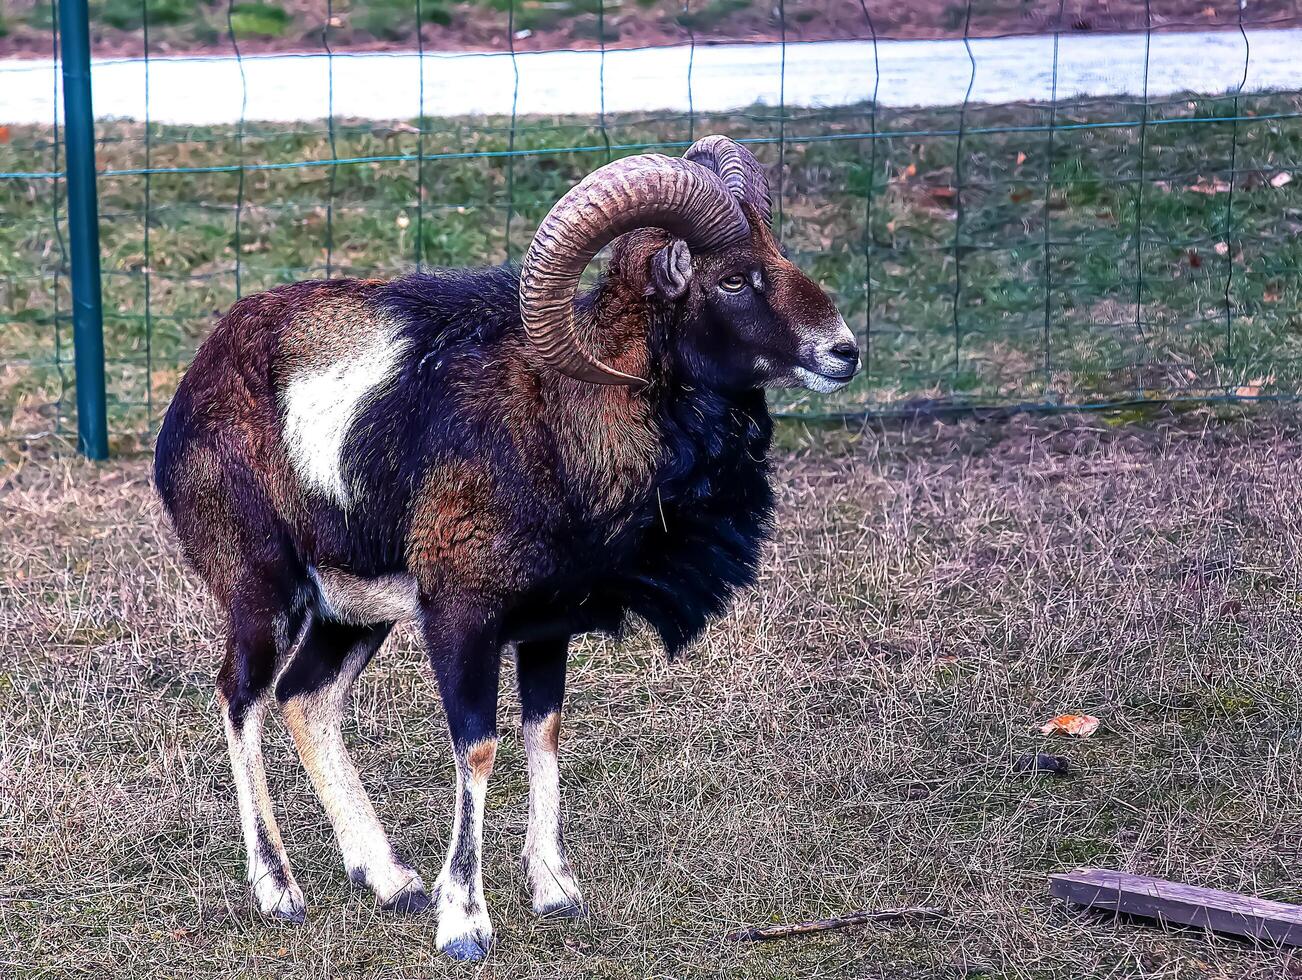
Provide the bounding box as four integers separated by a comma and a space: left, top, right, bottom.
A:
1, 0, 771, 52
4, 0, 1300, 56
226, 2, 292, 38
355, 0, 454, 40
2, 93, 1302, 450
676, 0, 752, 33
6, 407, 1302, 976
96, 0, 195, 32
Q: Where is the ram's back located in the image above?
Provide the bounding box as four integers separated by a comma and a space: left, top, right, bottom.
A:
154, 271, 529, 583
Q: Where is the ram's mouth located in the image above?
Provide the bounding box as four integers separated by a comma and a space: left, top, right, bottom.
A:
819, 366, 858, 383
787, 365, 857, 393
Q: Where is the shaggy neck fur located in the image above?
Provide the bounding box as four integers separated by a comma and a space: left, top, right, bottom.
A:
532, 247, 775, 654
530, 242, 679, 522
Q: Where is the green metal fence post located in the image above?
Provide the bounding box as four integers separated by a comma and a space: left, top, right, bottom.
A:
58, 0, 108, 459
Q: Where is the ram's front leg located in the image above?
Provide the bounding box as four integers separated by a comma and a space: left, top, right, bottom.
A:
516, 637, 584, 917
422, 597, 501, 961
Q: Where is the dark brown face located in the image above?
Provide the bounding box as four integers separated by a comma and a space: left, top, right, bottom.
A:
650, 214, 861, 393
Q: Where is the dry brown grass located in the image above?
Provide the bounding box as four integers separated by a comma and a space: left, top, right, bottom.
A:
5, 411, 1302, 978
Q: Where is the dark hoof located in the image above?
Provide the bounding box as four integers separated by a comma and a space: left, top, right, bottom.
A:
441, 936, 490, 962
537, 899, 585, 920
382, 887, 432, 917
270, 904, 307, 925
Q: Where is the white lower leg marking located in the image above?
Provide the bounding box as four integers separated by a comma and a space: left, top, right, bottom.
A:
435, 740, 495, 955
222, 698, 305, 919
282, 649, 424, 906
522, 711, 583, 913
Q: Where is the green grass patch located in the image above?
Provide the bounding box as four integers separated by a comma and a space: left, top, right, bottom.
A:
677, 0, 751, 32
1, 93, 1301, 448
354, 0, 453, 40
227, 1, 290, 38
483, 0, 609, 34
92, 0, 195, 31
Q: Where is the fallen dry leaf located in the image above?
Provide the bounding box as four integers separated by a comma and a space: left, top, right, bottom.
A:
1214, 241, 1230, 256
1271, 172, 1293, 188
371, 122, 420, 138
1039, 714, 1100, 737
1235, 373, 1275, 398
1189, 177, 1233, 195
1016, 151, 1027, 167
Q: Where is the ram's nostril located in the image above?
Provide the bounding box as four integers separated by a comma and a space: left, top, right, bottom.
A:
830, 341, 860, 361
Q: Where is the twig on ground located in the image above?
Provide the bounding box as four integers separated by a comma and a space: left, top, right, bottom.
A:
725, 907, 947, 942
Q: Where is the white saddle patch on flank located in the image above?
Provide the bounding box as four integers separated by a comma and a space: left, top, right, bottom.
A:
282, 327, 408, 507
311, 567, 421, 625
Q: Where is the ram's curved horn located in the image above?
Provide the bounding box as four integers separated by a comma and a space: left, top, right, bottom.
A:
520, 153, 751, 387
683, 135, 772, 225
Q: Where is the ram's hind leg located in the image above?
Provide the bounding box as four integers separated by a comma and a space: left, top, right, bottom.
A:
516, 638, 584, 917
423, 598, 501, 961
218, 586, 308, 922
276, 617, 430, 913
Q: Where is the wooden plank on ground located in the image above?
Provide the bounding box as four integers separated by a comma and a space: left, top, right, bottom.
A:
1049, 868, 1302, 946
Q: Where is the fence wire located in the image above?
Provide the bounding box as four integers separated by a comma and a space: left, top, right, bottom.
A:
1, 2, 1302, 451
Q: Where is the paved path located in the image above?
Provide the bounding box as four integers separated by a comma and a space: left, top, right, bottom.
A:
1, 29, 1299, 125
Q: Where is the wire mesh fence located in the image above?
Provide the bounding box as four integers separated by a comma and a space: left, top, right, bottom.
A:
1, 1, 1301, 454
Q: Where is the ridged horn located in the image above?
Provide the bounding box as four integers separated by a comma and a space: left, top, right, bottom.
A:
683, 135, 772, 225
520, 153, 751, 387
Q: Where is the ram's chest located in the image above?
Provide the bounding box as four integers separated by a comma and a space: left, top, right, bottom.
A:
605, 462, 734, 565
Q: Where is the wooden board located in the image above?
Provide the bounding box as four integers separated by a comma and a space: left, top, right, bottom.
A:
1049, 868, 1302, 946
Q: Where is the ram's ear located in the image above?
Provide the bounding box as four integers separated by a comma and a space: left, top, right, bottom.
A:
648, 239, 693, 300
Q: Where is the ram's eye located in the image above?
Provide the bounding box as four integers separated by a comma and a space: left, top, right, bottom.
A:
719, 275, 748, 294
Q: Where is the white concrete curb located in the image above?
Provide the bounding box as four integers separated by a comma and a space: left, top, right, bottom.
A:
0, 29, 1298, 125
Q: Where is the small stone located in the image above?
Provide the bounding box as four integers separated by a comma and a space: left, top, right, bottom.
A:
1012, 752, 1070, 776
1140, 946, 1169, 972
